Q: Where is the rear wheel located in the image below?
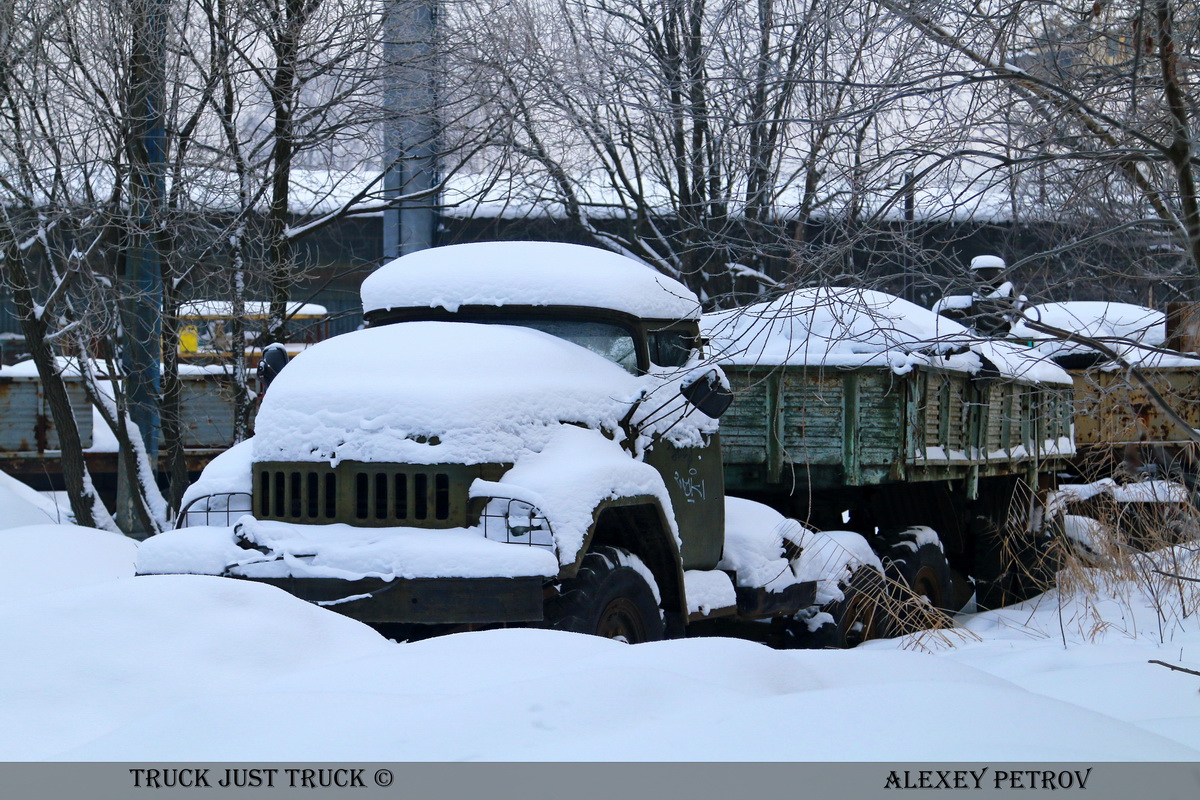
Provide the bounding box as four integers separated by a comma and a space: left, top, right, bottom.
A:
788, 566, 888, 649
879, 526, 955, 611
544, 546, 664, 643
827, 566, 887, 648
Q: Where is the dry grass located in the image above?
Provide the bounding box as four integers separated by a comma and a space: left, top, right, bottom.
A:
1032, 471, 1200, 645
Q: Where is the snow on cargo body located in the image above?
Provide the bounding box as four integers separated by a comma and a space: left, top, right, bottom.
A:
1012, 300, 1200, 481
707, 288, 1074, 488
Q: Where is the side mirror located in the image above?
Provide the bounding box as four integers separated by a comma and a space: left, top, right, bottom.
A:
257, 343, 290, 394
680, 369, 733, 419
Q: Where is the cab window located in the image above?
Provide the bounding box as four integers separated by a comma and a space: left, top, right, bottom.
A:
648, 329, 695, 367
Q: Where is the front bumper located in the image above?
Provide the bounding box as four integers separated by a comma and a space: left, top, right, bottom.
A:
249, 575, 546, 625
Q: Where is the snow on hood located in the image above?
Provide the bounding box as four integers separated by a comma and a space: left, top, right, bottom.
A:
252, 321, 646, 466
704, 286, 1071, 385
360, 241, 701, 321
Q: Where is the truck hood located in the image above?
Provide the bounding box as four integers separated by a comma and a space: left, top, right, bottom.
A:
252, 321, 646, 466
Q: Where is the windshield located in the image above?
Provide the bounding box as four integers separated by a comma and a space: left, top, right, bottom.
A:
513, 319, 638, 373
375, 312, 643, 373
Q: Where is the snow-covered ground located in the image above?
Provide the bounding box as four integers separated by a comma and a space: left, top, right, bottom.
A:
1, 472, 1198, 762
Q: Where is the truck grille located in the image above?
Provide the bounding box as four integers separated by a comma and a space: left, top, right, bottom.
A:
254, 461, 500, 528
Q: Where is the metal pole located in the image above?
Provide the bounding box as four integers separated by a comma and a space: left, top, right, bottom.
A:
119, 0, 165, 533
383, 0, 438, 260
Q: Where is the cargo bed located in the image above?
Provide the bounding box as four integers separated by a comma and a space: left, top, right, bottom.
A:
720, 363, 1074, 495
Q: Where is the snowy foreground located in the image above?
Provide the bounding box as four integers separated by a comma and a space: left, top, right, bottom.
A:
1, 481, 1199, 762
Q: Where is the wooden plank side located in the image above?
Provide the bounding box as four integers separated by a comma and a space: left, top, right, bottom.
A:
778, 370, 844, 466
720, 367, 771, 465
855, 371, 904, 465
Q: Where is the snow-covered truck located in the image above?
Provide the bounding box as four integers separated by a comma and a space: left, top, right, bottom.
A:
140, 241, 1072, 644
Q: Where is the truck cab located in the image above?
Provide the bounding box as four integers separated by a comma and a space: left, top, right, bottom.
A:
141, 242, 805, 643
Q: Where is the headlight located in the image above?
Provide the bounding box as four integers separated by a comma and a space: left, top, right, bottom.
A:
481, 497, 555, 551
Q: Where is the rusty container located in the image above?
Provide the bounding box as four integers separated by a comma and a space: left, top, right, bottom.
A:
0, 374, 93, 452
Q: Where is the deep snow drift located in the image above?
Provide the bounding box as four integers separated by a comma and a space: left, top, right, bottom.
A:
1, 472, 1197, 762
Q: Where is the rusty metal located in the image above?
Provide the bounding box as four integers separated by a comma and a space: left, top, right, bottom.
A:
1165, 303, 1200, 353
1071, 367, 1200, 448
0, 375, 92, 453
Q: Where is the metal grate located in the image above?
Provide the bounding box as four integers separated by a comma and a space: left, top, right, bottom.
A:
254, 461, 486, 528
258, 467, 338, 522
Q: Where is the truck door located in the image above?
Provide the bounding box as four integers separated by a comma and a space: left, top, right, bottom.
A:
643, 433, 725, 570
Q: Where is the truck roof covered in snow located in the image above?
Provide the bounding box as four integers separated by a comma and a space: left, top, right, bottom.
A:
1010, 301, 1200, 367
360, 241, 701, 322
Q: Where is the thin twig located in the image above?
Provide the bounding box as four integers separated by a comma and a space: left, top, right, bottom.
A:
1153, 570, 1200, 584
1148, 660, 1200, 679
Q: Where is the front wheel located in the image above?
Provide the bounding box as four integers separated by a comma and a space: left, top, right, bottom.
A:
544, 546, 665, 643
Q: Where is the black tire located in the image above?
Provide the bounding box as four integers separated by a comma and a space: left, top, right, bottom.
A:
544, 546, 665, 643
973, 477, 1062, 609
788, 566, 887, 649
879, 527, 955, 612
827, 566, 887, 648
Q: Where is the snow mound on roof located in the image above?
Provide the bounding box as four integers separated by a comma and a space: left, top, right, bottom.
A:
252, 321, 644, 465
704, 287, 1070, 384
1012, 302, 1173, 363
178, 300, 327, 318
361, 241, 701, 320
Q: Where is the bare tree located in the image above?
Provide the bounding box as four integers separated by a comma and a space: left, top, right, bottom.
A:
0, 0, 489, 529
454, 0, 934, 303
873, 0, 1200, 300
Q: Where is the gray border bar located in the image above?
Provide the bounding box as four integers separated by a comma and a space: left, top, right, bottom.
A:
4, 763, 1200, 800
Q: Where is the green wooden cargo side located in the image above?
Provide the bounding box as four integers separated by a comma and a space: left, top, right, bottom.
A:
721, 363, 1074, 497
